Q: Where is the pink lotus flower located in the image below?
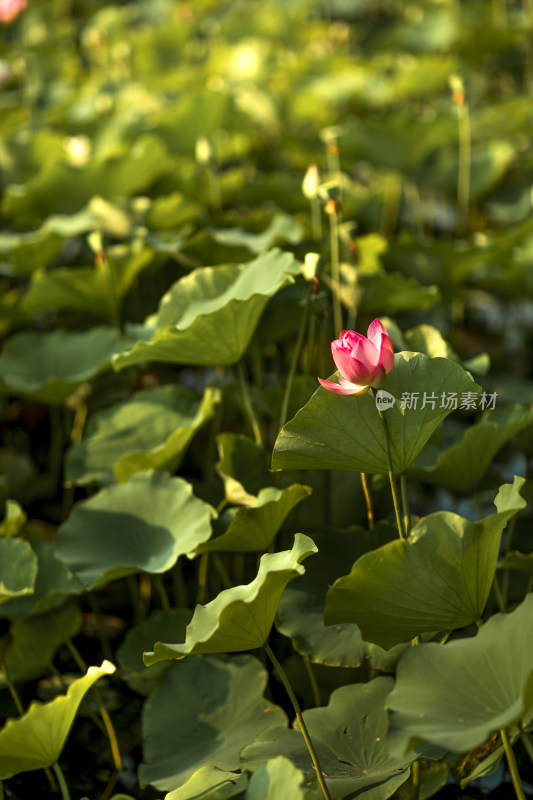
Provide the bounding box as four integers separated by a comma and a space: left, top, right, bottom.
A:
318, 319, 394, 395
0, 0, 27, 23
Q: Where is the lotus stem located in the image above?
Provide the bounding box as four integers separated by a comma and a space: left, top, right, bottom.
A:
311, 197, 322, 241
456, 98, 471, 235
303, 656, 321, 707
501, 728, 526, 800
360, 473, 374, 529
520, 731, 533, 765
236, 361, 263, 447
197, 552, 209, 604
501, 518, 516, 607
327, 207, 343, 337
411, 759, 421, 800
400, 474, 412, 536
264, 643, 333, 800
378, 409, 406, 540
53, 762, 71, 800
280, 283, 312, 429
154, 574, 171, 610
64, 639, 122, 771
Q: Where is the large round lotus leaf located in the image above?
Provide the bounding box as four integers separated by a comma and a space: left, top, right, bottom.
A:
144, 535, 316, 664
241, 678, 412, 800
387, 593, 533, 755
244, 756, 305, 800
65, 385, 221, 485
325, 477, 525, 648
196, 485, 311, 553
0, 602, 82, 686
55, 471, 215, 589
23, 242, 155, 318
112, 248, 301, 369
208, 213, 303, 254
410, 405, 533, 493
117, 609, 193, 693
0, 540, 83, 620
276, 524, 405, 669
165, 766, 248, 800
139, 655, 288, 792
272, 352, 480, 475
0, 538, 37, 605
0, 327, 135, 405
0, 661, 115, 778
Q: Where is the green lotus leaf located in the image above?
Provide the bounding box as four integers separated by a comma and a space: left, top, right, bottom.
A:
244, 756, 305, 800
0, 327, 136, 405
112, 249, 301, 369
241, 678, 412, 800
0, 539, 37, 605
325, 477, 526, 648
165, 766, 248, 800
196, 485, 311, 554
0, 661, 115, 778
56, 471, 215, 590
0, 602, 82, 686
65, 385, 221, 486
209, 213, 303, 254
144, 534, 316, 664
139, 655, 287, 792
387, 593, 533, 755
410, 405, 533, 493
272, 352, 480, 475
23, 242, 156, 318
0, 541, 84, 620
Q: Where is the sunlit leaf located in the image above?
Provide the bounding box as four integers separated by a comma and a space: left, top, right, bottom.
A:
0, 661, 115, 778
144, 534, 316, 664
0, 539, 37, 605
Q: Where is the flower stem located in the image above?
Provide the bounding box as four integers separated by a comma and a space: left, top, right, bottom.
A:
64, 639, 122, 771
360, 473, 374, 529
154, 574, 171, 610
410, 759, 421, 800
236, 361, 263, 447
400, 474, 412, 536
501, 728, 526, 800
280, 284, 312, 429
264, 642, 332, 800
303, 656, 321, 707
53, 762, 71, 800
378, 409, 406, 540
197, 552, 209, 604
520, 730, 533, 765
456, 100, 471, 235
328, 211, 342, 337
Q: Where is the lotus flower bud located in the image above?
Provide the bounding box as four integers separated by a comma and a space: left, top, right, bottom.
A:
302, 164, 320, 200
318, 320, 394, 396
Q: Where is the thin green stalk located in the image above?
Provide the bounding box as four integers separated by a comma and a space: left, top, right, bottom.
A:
400, 474, 412, 536
236, 361, 263, 447
197, 552, 209, 604
410, 759, 421, 800
213, 553, 232, 590
279, 284, 312, 429
87, 592, 114, 662
457, 101, 471, 235
304, 309, 317, 374
126, 575, 144, 624
173, 562, 188, 608
360, 473, 374, 529
311, 197, 322, 241
154, 575, 171, 611
303, 656, 321, 707
264, 643, 332, 800
53, 762, 71, 800
64, 639, 122, 771
378, 409, 406, 540
501, 728, 526, 800
328, 211, 342, 337
101, 248, 122, 331
1, 659, 24, 715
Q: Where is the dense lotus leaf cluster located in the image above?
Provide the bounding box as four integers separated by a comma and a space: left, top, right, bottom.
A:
1, 1, 533, 800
